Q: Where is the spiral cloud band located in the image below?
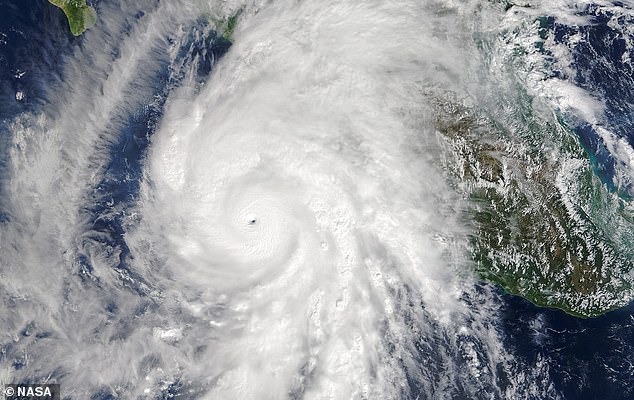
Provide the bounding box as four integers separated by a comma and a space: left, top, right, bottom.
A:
132, 1, 510, 397
0, 0, 568, 399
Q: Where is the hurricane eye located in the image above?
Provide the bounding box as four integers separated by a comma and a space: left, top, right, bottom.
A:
246, 214, 258, 226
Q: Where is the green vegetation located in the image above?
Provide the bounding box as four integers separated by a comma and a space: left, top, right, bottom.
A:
431, 90, 634, 318
214, 9, 242, 41
48, 0, 96, 36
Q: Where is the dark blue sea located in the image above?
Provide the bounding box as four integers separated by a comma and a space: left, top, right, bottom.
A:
0, 1, 633, 399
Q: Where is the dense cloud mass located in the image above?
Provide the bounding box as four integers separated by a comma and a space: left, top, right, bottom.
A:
0, 0, 632, 399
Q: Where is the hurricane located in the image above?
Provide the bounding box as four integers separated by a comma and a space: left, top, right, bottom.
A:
1, 0, 633, 399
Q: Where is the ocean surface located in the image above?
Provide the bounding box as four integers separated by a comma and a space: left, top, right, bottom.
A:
0, 1, 633, 399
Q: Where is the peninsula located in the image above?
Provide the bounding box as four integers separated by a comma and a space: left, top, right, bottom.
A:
48, 0, 96, 36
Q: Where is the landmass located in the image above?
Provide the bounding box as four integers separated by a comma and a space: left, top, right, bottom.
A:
48, 0, 96, 36
431, 92, 634, 318
214, 9, 242, 41
425, 3, 634, 318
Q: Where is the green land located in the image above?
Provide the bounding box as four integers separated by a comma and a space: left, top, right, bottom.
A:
427, 3, 634, 318
214, 9, 242, 41
432, 90, 634, 318
41, 0, 631, 318
48, 0, 96, 36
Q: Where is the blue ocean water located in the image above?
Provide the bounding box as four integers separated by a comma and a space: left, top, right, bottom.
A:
541, 3, 634, 198
0, 1, 230, 295
500, 6, 634, 398
500, 292, 634, 399
0, 0, 69, 226
0, 1, 71, 119
0, 1, 633, 399
77, 19, 230, 294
